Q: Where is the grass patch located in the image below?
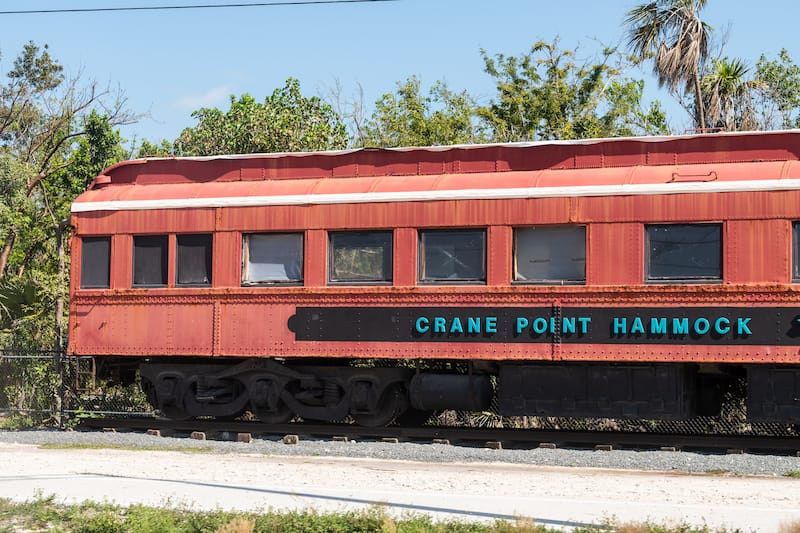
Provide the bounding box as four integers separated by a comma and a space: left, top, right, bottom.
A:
702, 469, 733, 476
0, 497, 758, 532
784, 471, 800, 478
37, 442, 214, 453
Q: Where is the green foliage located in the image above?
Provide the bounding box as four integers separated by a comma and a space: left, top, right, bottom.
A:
624, 0, 711, 129
134, 138, 175, 158
0, 355, 60, 427
753, 49, 800, 129
361, 76, 485, 147
0, 42, 129, 351
478, 41, 669, 141
0, 497, 754, 532
176, 78, 348, 156
701, 57, 756, 132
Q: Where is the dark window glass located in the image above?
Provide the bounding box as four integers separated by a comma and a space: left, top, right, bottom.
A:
177, 234, 212, 286
80, 237, 111, 289
794, 223, 800, 282
515, 226, 586, 283
242, 233, 303, 284
419, 229, 486, 282
133, 235, 168, 287
329, 231, 393, 283
646, 224, 722, 282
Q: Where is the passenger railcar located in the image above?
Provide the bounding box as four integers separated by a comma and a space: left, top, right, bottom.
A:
68, 131, 800, 425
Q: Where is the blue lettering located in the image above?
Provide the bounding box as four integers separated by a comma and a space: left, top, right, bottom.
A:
631, 317, 645, 334
578, 317, 591, 334
515, 317, 529, 334
737, 317, 752, 336
433, 317, 446, 333
694, 317, 710, 335
449, 317, 464, 334
415, 317, 429, 333
532, 318, 548, 334
714, 317, 730, 335
673, 318, 689, 335
651, 318, 667, 335
485, 317, 497, 333
563, 317, 576, 334
467, 317, 481, 333
613, 317, 627, 335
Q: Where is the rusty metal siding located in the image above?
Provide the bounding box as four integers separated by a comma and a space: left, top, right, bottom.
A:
110, 234, 132, 289
213, 232, 241, 288
304, 230, 327, 287
69, 288, 800, 363
587, 223, 643, 285
726, 219, 790, 284
88, 131, 800, 189
393, 228, 417, 286
68, 132, 800, 364
488, 226, 512, 286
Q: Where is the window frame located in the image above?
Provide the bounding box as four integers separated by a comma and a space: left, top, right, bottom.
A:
513, 225, 586, 285
418, 228, 487, 284
645, 223, 723, 284
79, 236, 111, 289
175, 233, 213, 287
132, 234, 169, 288
241, 232, 304, 286
328, 230, 394, 285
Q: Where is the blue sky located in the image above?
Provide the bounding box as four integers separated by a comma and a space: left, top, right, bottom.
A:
0, 0, 797, 146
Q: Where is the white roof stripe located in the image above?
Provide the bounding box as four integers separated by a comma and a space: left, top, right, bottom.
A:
71, 178, 800, 213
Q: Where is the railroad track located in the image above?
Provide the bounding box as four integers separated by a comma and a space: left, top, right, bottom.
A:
76, 417, 800, 455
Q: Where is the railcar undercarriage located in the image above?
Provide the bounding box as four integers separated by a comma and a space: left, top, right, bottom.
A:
95, 358, 800, 426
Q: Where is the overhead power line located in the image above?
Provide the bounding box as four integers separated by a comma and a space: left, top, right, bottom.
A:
0, 0, 396, 15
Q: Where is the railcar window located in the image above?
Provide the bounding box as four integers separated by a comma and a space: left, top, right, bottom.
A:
133, 235, 168, 287
329, 231, 393, 283
242, 233, 303, 284
176, 234, 213, 286
646, 224, 722, 282
514, 226, 586, 283
80, 236, 111, 289
419, 229, 486, 283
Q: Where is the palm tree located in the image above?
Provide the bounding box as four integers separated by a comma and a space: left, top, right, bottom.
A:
702, 57, 757, 131
625, 0, 712, 130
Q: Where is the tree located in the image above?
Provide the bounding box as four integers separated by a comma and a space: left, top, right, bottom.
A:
134, 138, 174, 158
0, 42, 132, 349
478, 40, 669, 142
752, 49, 800, 130
175, 78, 348, 156
625, 0, 712, 130
360, 76, 485, 148
701, 57, 757, 131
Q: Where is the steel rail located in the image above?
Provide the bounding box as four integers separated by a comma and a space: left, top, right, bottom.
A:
76, 417, 800, 454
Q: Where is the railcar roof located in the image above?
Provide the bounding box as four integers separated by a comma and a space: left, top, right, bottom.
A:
72, 130, 800, 213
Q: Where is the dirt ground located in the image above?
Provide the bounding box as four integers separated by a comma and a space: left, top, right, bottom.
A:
0, 442, 798, 531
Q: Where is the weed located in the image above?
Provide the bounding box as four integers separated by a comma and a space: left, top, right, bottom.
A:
38, 442, 214, 453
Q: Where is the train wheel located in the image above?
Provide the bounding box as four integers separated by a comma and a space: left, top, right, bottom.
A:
155, 376, 192, 420
250, 377, 293, 424
253, 402, 293, 424
352, 383, 409, 427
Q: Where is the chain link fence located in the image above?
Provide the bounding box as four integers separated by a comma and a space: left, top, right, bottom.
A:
1, 349, 798, 435
0, 350, 154, 428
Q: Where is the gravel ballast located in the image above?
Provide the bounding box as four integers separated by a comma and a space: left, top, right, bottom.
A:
1, 428, 798, 477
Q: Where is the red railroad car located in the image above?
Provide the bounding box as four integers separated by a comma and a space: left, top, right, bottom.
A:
68, 130, 800, 425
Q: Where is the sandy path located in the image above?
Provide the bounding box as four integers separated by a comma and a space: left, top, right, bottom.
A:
0, 443, 798, 531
